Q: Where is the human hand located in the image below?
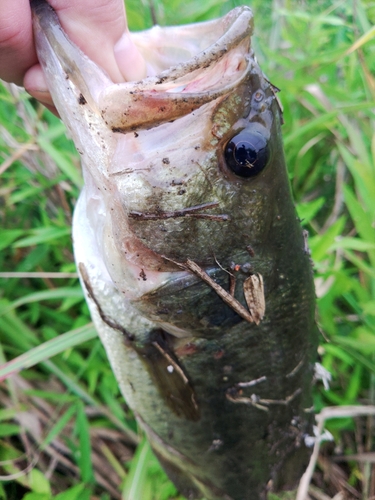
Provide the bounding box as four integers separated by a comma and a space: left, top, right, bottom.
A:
0, 0, 146, 114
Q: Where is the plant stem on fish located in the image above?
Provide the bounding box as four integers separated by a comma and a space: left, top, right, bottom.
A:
31, 1, 318, 498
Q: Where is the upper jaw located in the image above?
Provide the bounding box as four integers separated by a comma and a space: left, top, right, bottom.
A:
31, 2, 254, 133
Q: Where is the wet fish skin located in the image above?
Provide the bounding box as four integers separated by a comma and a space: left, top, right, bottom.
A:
31, 1, 318, 499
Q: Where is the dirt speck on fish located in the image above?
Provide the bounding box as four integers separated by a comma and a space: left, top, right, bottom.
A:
31, 1, 318, 499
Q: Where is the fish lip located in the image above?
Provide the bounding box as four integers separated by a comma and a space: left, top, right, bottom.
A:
101, 7, 254, 132
31, 0, 111, 115
130, 6, 253, 83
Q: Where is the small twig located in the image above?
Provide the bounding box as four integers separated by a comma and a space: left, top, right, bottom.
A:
213, 254, 236, 296
286, 357, 305, 378
226, 388, 301, 410
129, 201, 229, 221
237, 376, 267, 388
257, 388, 301, 406
226, 391, 269, 412
184, 259, 255, 323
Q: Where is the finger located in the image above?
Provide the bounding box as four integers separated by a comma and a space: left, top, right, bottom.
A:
0, 0, 37, 85
114, 31, 147, 82
49, 0, 146, 83
24, 63, 57, 115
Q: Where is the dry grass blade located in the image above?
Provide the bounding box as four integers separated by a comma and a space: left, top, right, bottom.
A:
0, 141, 38, 176
0, 374, 135, 499
297, 406, 375, 500
346, 25, 375, 54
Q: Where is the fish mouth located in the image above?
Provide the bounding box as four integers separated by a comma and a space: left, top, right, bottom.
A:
32, 2, 254, 132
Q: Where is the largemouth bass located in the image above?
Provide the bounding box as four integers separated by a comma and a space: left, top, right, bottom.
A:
31, 1, 318, 498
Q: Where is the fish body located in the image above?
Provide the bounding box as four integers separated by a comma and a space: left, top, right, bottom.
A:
31, 1, 317, 499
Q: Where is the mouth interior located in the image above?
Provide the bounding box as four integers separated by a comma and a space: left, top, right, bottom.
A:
128, 7, 253, 77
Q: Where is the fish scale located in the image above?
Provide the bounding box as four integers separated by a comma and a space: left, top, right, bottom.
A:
31, 1, 318, 498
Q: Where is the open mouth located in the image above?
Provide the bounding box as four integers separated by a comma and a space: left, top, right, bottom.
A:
32, 3, 254, 132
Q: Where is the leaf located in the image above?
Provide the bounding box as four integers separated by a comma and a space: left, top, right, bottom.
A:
296, 197, 325, 224
0, 229, 24, 251
363, 301, 375, 316
21, 494, 50, 500
243, 273, 265, 324
27, 468, 51, 494
0, 408, 18, 421
0, 483, 5, 500
54, 484, 87, 500
309, 217, 346, 262
0, 423, 21, 437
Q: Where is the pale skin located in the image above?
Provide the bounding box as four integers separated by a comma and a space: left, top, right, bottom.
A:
0, 0, 146, 114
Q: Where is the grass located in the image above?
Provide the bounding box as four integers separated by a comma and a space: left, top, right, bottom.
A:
0, 0, 375, 498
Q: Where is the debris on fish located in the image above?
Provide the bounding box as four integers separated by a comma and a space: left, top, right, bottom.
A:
31, 1, 318, 499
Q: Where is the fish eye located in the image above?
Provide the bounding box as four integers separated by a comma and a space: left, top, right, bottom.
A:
224, 125, 270, 178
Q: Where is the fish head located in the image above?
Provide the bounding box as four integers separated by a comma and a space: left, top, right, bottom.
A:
32, 2, 288, 292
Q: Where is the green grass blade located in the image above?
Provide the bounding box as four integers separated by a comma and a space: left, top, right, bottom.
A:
37, 136, 82, 188
122, 439, 153, 500
0, 287, 83, 317
42, 404, 77, 447
12, 227, 71, 248
75, 401, 94, 484
0, 323, 97, 381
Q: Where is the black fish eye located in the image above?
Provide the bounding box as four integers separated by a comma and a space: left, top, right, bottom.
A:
224, 125, 270, 178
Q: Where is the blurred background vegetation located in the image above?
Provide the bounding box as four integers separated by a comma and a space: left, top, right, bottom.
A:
0, 0, 375, 498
